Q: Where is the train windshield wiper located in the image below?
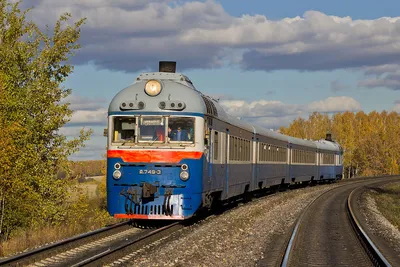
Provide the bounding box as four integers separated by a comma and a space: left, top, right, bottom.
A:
149, 135, 159, 146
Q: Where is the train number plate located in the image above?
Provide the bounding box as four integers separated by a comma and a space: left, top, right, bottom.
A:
139, 169, 162, 175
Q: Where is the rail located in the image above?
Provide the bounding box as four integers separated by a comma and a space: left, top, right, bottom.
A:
347, 189, 392, 267
0, 221, 130, 266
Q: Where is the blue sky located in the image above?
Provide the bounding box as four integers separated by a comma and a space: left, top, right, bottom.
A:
19, 0, 400, 160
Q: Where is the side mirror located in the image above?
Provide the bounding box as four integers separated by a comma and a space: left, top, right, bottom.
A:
103, 128, 108, 137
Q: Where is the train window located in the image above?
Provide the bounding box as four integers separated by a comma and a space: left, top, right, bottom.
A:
168, 117, 195, 143
138, 116, 165, 142
235, 137, 238, 161
229, 136, 233, 160
214, 131, 219, 160
112, 117, 136, 143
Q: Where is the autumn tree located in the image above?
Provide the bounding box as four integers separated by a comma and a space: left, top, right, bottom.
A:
0, 0, 91, 238
281, 110, 400, 178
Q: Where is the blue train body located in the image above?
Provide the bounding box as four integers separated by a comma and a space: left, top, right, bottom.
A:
106, 62, 343, 220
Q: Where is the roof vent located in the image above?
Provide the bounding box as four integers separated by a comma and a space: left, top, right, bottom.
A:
159, 61, 176, 73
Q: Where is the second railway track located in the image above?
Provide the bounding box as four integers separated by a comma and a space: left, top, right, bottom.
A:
281, 177, 400, 267
0, 221, 182, 267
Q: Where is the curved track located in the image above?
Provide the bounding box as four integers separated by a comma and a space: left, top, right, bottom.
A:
281, 177, 399, 267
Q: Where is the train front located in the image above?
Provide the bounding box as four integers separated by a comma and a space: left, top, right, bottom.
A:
106, 62, 205, 220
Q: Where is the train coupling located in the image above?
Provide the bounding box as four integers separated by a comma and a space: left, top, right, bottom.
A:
142, 182, 158, 198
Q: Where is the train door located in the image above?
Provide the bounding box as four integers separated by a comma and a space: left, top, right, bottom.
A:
251, 137, 258, 191
287, 145, 292, 183
211, 130, 224, 190
224, 129, 229, 199
203, 117, 212, 192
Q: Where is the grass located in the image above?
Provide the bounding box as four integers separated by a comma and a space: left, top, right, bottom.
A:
373, 182, 400, 230
0, 213, 117, 257
0, 177, 117, 258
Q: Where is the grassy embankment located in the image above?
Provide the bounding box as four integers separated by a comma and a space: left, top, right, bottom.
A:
373, 182, 400, 230
0, 176, 119, 257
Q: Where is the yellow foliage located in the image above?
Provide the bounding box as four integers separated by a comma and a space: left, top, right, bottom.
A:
281, 111, 400, 178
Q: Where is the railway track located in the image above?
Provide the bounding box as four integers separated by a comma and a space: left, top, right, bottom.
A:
0, 221, 131, 266
0, 221, 181, 266
281, 177, 399, 267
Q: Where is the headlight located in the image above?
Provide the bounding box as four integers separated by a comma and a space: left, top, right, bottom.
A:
113, 170, 122, 179
114, 163, 121, 170
144, 80, 162, 96
181, 164, 188, 171
180, 171, 189, 181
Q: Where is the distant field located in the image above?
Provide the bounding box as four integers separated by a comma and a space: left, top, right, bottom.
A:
373, 182, 400, 230
70, 176, 104, 200
85, 176, 104, 183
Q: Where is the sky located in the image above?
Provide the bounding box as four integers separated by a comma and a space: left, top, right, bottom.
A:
16, 0, 400, 160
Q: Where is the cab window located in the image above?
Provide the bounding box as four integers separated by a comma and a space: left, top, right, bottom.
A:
113, 117, 136, 143
168, 117, 195, 143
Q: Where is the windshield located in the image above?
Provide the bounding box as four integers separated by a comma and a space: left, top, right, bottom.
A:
112, 117, 136, 143
168, 117, 194, 142
138, 117, 165, 142
112, 116, 195, 145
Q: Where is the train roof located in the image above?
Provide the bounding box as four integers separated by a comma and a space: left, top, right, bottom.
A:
108, 72, 206, 114
314, 139, 341, 152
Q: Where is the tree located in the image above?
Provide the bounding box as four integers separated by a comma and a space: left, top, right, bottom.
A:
0, 0, 91, 238
281, 110, 400, 179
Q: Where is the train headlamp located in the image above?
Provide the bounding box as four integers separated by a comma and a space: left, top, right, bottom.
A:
181, 164, 188, 171
113, 170, 122, 179
144, 80, 162, 96
180, 171, 189, 181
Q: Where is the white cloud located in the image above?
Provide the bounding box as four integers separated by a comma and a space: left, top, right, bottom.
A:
18, 1, 400, 77
220, 99, 301, 118
64, 94, 107, 111
69, 108, 107, 126
308, 96, 361, 113
59, 94, 108, 126
220, 96, 361, 128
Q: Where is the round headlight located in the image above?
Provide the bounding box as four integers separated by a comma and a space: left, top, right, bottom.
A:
181, 164, 188, 171
114, 163, 121, 170
180, 171, 189, 181
113, 170, 122, 179
145, 80, 162, 96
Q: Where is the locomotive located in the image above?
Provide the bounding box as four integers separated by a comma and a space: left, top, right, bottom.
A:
106, 61, 343, 220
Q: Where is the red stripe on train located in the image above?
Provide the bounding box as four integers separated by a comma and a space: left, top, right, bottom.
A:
114, 214, 184, 220
107, 150, 203, 163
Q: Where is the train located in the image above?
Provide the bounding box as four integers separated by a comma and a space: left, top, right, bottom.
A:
106, 61, 343, 220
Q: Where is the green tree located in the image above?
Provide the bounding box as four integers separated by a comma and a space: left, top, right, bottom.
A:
0, 0, 91, 239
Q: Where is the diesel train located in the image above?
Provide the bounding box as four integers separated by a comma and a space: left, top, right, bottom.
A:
106, 61, 343, 220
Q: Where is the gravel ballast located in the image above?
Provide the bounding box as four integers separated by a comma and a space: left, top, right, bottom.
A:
108, 183, 343, 267
360, 188, 400, 255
